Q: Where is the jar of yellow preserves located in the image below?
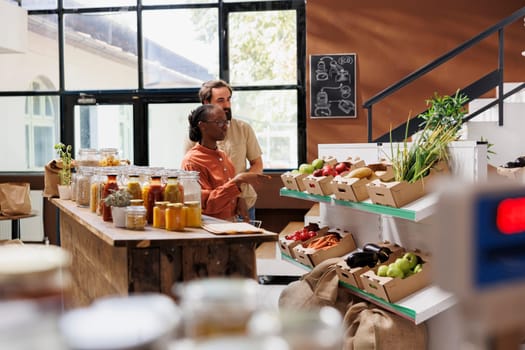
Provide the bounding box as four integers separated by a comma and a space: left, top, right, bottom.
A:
153, 201, 169, 229
126, 174, 142, 200
163, 176, 183, 203
184, 201, 202, 228
166, 203, 185, 231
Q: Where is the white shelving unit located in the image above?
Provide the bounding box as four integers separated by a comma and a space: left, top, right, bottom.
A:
279, 142, 488, 347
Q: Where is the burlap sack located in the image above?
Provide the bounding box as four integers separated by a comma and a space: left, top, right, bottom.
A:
278, 257, 357, 314
343, 301, 427, 350
0, 182, 32, 216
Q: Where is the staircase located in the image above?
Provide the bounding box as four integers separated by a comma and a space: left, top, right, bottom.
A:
464, 83, 525, 167
363, 6, 525, 163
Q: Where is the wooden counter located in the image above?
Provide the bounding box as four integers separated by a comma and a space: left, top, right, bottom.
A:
52, 199, 278, 308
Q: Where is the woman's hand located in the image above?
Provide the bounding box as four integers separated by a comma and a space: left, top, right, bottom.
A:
232, 173, 271, 189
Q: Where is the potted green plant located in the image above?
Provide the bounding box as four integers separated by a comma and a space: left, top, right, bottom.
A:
103, 188, 132, 227
54, 142, 73, 199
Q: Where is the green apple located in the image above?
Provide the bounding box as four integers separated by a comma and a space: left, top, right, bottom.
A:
298, 163, 315, 174
291, 169, 300, 174
394, 257, 411, 274
386, 263, 404, 278
413, 264, 423, 274
311, 158, 324, 170
402, 252, 418, 270
377, 265, 388, 277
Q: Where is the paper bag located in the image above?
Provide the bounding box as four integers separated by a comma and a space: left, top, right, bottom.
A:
0, 182, 32, 216
43, 160, 61, 198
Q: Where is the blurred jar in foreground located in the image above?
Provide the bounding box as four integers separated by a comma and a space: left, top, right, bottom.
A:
248, 307, 343, 350
175, 278, 259, 340
59, 293, 181, 350
0, 244, 72, 349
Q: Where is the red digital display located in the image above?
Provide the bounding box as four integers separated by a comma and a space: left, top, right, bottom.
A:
496, 197, 525, 234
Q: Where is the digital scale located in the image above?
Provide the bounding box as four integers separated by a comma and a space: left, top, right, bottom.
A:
433, 181, 525, 349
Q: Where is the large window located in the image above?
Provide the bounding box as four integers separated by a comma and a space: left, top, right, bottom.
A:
0, 0, 305, 172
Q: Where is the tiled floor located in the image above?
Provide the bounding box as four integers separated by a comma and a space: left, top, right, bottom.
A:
255, 241, 307, 311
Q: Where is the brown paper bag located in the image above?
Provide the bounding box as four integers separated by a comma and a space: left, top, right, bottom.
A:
43, 160, 61, 198
0, 182, 32, 216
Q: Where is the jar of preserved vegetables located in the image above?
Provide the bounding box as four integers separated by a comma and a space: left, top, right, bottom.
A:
101, 174, 119, 222
126, 174, 142, 200
163, 176, 183, 203
146, 175, 163, 224
166, 203, 185, 231
99, 148, 120, 167
153, 201, 169, 229
184, 201, 202, 228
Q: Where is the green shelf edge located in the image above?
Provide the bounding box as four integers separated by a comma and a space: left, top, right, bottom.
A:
280, 253, 416, 321
279, 188, 416, 221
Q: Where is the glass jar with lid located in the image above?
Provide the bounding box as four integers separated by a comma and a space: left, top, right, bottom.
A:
163, 174, 183, 203
146, 175, 163, 224
77, 148, 100, 167
153, 201, 169, 229
99, 148, 120, 167
126, 174, 142, 200
101, 174, 119, 222
90, 168, 105, 214
166, 203, 185, 231
125, 206, 147, 230
184, 201, 202, 228
180, 171, 201, 204
76, 167, 93, 208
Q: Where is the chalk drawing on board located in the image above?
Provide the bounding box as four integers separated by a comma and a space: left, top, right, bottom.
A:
310, 54, 356, 118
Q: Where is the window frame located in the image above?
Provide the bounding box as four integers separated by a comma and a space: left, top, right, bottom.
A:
0, 0, 306, 173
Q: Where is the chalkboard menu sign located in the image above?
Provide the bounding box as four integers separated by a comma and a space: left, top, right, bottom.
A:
310, 53, 356, 118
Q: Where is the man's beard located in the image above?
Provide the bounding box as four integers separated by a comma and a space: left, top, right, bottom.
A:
224, 108, 232, 121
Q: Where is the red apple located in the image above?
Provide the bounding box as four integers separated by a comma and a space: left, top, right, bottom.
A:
322, 164, 336, 177
312, 169, 324, 177
335, 162, 350, 174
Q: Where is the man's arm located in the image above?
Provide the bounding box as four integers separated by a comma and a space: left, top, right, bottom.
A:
247, 156, 263, 174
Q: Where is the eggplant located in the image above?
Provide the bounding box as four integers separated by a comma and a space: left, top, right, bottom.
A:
362, 243, 392, 262
346, 251, 379, 268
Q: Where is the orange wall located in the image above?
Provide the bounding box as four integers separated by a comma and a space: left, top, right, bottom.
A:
305, 0, 525, 161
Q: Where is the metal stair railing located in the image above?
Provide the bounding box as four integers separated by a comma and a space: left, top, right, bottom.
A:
363, 6, 525, 143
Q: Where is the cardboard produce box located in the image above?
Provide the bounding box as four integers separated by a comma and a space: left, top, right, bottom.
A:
331, 175, 371, 202
336, 241, 405, 289
366, 161, 448, 208
281, 171, 308, 191
279, 225, 328, 259
359, 251, 431, 303
496, 166, 525, 183
331, 163, 394, 202
366, 177, 426, 208
302, 174, 334, 196
293, 231, 356, 268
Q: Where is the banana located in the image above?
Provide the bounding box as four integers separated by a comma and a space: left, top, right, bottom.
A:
346, 167, 373, 179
